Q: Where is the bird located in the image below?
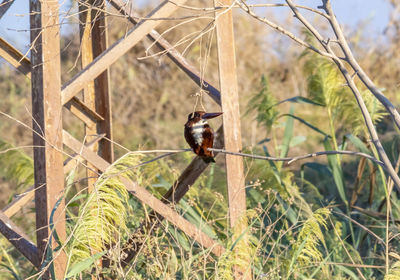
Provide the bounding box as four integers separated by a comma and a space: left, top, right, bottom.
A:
184, 111, 223, 163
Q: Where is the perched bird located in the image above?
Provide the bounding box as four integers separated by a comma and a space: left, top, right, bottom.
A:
184, 111, 223, 163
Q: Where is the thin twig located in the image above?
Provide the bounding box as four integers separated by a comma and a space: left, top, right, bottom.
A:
169, 1, 329, 18
333, 211, 384, 245
208, 148, 384, 168
236, 0, 335, 59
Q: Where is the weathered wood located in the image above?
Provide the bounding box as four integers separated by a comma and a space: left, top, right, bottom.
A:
0, 36, 31, 77
109, 0, 221, 105
62, 130, 109, 171
63, 133, 105, 173
61, 0, 188, 105
30, 1, 66, 277
2, 134, 104, 218
0, 211, 40, 267
0, 0, 15, 20
65, 97, 105, 126
79, 0, 113, 198
2, 187, 34, 218
214, 1, 249, 278
62, 130, 223, 255
0, 38, 105, 131
88, 0, 113, 164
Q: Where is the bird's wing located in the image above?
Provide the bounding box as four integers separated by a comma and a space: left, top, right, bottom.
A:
184, 126, 196, 151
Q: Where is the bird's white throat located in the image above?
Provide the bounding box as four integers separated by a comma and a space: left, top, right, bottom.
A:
192, 119, 207, 145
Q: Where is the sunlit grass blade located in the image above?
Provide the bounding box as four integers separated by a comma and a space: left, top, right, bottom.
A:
323, 137, 348, 206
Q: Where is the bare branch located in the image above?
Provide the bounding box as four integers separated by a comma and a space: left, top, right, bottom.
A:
208, 148, 384, 168
321, 0, 400, 132
236, 0, 335, 59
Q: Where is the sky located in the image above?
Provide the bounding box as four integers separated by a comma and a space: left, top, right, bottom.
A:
0, 0, 393, 54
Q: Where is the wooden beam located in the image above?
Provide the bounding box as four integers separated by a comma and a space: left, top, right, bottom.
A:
61, 0, 188, 105
0, 38, 106, 131
65, 97, 104, 128
2, 134, 104, 218
0, 0, 15, 20
2, 187, 34, 218
62, 130, 224, 255
0, 36, 31, 77
0, 211, 40, 267
79, 0, 113, 197
62, 130, 109, 171
214, 1, 249, 278
30, 1, 66, 277
109, 0, 221, 105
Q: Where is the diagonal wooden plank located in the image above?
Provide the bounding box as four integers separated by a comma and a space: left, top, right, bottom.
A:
0, 36, 31, 77
0, 211, 40, 267
109, 0, 221, 105
63, 130, 109, 171
2, 187, 34, 218
2, 134, 105, 218
61, 0, 188, 105
0, 0, 15, 20
62, 130, 224, 255
65, 97, 105, 128
0, 39, 105, 129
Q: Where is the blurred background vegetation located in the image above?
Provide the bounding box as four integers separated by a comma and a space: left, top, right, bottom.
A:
1, 0, 400, 279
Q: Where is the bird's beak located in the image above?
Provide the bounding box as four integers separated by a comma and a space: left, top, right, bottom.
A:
202, 112, 223, 119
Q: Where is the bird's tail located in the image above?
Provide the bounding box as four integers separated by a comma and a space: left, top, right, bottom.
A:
202, 156, 216, 163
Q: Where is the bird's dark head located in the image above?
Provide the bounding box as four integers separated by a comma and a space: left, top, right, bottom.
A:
187, 111, 223, 123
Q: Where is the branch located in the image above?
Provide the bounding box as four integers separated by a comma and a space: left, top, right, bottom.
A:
169, 1, 329, 19
208, 148, 384, 168
236, 0, 335, 59
321, 0, 400, 132
283, 0, 400, 191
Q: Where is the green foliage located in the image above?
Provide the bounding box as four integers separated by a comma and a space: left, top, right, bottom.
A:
386, 261, 400, 280
217, 210, 259, 280
302, 47, 387, 137
303, 51, 348, 112
247, 75, 279, 131
339, 89, 388, 136
291, 207, 330, 264
0, 139, 34, 191
67, 153, 153, 267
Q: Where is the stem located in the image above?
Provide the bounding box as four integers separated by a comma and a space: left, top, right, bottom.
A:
327, 107, 341, 165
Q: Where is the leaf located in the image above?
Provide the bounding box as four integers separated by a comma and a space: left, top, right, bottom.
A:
302, 162, 332, 177
66, 251, 106, 278
0, 264, 21, 280
276, 96, 325, 107
323, 138, 347, 206
280, 106, 295, 158
280, 113, 330, 138
257, 138, 271, 145
290, 136, 306, 147
180, 199, 218, 240
336, 265, 359, 280
345, 134, 371, 154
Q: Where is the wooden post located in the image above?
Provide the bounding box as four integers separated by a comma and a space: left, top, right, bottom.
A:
79, 0, 113, 191
214, 1, 250, 279
30, 1, 67, 278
